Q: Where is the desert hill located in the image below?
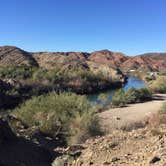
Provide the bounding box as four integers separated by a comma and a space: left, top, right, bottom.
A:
88, 50, 129, 67
0, 46, 166, 71
122, 53, 166, 71
0, 46, 38, 67
32, 52, 89, 69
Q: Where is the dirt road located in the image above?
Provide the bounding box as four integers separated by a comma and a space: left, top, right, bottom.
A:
99, 94, 166, 131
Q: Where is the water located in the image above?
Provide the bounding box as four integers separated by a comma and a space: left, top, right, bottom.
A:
123, 76, 146, 91
87, 76, 146, 104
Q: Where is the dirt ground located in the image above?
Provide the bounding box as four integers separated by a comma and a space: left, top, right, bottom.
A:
99, 94, 166, 131
67, 94, 166, 166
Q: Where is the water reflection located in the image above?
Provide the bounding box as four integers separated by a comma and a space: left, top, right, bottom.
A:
87, 76, 145, 104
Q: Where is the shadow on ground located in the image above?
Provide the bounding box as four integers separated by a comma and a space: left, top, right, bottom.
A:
0, 118, 59, 166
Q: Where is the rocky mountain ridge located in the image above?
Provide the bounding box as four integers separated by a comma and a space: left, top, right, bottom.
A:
0, 46, 166, 71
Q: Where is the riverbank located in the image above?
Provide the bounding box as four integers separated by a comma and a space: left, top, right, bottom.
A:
52, 94, 166, 165
99, 94, 166, 131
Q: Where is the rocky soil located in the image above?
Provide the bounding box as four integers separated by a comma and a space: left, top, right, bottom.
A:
70, 125, 166, 166
52, 96, 166, 166
1, 110, 165, 166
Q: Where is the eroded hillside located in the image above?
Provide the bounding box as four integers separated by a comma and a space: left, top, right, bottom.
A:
0, 46, 166, 71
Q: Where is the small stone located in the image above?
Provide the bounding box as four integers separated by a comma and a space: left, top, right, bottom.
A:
103, 161, 111, 165
89, 161, 93, 165
108, 142, 118, 149
116, 117, 121, 120
112, 157, 120, 162
149, 156, 160, 164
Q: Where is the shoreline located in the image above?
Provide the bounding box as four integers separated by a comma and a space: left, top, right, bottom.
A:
98, 94, 166, 131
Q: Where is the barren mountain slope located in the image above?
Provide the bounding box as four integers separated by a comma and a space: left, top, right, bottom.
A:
32, 52, 89, 69
1, 46, 166, 71
121, 53, 166, 71
0, 46, 37, 66
88, 50, 129, 67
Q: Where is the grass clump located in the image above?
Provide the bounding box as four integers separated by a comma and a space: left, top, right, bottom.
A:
111, 87, 152, 107
12, 92, 102, 145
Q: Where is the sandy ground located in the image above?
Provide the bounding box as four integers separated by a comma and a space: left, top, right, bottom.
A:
99, 94, 166, 131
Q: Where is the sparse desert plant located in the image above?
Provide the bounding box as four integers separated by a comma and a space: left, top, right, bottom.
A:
13, 92, 102, 145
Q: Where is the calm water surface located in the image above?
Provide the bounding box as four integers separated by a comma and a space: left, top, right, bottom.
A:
87, 76, 146, 104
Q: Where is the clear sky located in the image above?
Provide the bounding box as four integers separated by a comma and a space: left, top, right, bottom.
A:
0, 0, 166, 55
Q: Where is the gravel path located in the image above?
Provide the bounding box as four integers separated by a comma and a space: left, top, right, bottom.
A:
99, 94, 166, 131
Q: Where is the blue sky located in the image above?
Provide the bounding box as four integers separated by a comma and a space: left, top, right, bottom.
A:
0, 0, 166, 55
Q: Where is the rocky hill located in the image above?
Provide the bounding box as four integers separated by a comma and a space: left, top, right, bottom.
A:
0, 46, 38, 67
32, 52, 89, 69
88, 50, 129, 67
121, 56, 155, 71
0, 46, 166, 71
122, 53, 166, 71
141, 53, 166, 60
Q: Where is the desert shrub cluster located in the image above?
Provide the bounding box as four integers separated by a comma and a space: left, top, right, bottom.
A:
0, 65, 114, 94
0, 65, 116, 109
111, 87, 152, 107
12, 92, 102, 145
148, 76, 166, 93
0, 65, 36, 79
32, 67, 106, 86
0, 65, 107, 83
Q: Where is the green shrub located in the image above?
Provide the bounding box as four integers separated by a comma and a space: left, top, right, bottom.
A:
0, 65, 36, 79
32, 67, 105, 86
149, 76, 166, 93
32, 68, 48, 81
137, 88, 152, 101
125, 87, 140, 103
111, 89, 126, 107
111, 87, 152, 107
13, 92, 102, 145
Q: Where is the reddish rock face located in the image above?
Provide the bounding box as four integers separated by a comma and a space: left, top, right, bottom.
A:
32, 52, 89, 69
0, 46, 166, 71
121, 54, 166, 71
66, 52, 90, 61
88, 50, 129, 67
88, 50, 166, 71
0, 46, 38, 67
